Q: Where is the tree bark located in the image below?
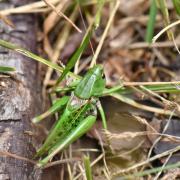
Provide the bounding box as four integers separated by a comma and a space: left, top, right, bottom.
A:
0, 1, 42, 179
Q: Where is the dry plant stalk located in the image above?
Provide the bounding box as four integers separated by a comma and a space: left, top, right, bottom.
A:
43, 5, 78, 87
0, 0, 59, 15
111, 145, 180, 177
43, 0, 81, 33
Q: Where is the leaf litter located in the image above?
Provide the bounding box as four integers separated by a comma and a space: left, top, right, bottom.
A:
0, 0, 180, 179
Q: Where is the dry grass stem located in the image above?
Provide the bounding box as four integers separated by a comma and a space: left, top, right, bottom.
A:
0, 0, 59, 15
128, 41, 180, 49
111, 94, 174, 115
0, 151, 36, 165
112, 145, 180, 177
43, 6, 78, 87
147, 109, 175, 158
90, 0, 120, 67
123, 81, 180, 86
139, 85, 180, 115
154, 152, 173, 180
43, 0, 82, 33
95, 129, 111, 179
172, 35, 180, 55
153, 19, 180, 43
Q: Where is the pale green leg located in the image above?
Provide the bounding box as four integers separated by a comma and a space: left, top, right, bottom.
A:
32, 96, 69, 123
97, 100, 107, 129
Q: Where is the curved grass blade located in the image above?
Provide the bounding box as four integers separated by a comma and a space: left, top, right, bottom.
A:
0, 39, 79, 79
0, 66, 15, 72
103, 83, 180, 95
156, 0, 173, 40
54, 27, 93, 87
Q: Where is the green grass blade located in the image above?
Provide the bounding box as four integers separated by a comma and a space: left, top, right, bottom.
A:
83, 155, 93, 180
0, 39, 79, 79
173, 0, 180, 15
145, 0, 157, 43
0, 66, 15, 72
103, 83, 180, 95
97, 101, 107, 129
54, 27, 93, 87
156, 0, 173, 40
95, 0, 105, 28
0, 39, 63, 72
143, 84, 180, 93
